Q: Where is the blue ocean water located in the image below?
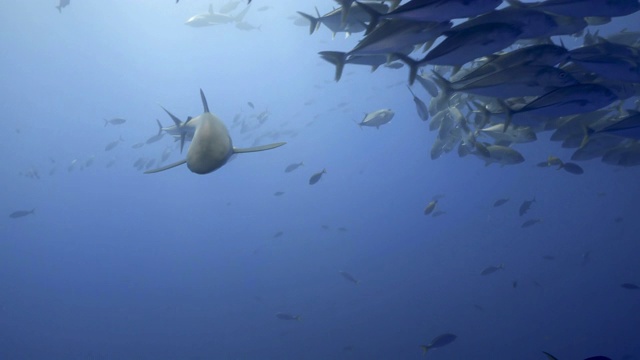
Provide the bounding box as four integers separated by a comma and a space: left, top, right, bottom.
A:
1, 1, 640, 359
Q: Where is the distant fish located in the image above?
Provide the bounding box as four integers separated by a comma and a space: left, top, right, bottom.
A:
424, 200, 438, 215
309, 169, 326, 185
273, 231, 284, 238
481, 264, 504, 275
248, 101, 254, 109
621, 283, 640, 290
131, 142, 145, 149
544, 351, 611, 360
9, 209, 35, 219
521, 218, 542, 228
493, 198, 509, 207
339, 271, 359, 284
420, 333, 457, 355
519, 197, 535, 216
512, 280, 518, 288
275, 313, 301, 321
559, 161, 584, 175
432, 210, 446, 217
56, 0, 70, 13
285, 161, 304, 173
105, 136, 124, 151
273, 191, 285, 196
406, 86, 429, 121
104, 118, 126, 126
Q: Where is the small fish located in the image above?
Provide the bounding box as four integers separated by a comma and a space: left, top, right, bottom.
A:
542, 255, 555, 260
420, 333, 457, 355
105, 136, 124, 151
519, 197, 535, 216
407, 86, 429, 121
248, 101, 254, 109
521, 218, 542, 228
337, 227, 348, 232
481, 264, 504, 275
285, 161, 304, 173
358, 109, 395, 129
309, 169, 326, 185
621, 283, 640, 290
273, 231, 284, 238
131, 142, 145, 149
559, 162, 584, 175
424, 200, 438, 215
339, 271, 359, 284
275, 313, 301, 321
512, 280, 518, 288
104, 118, 126, 126
493, 198, 509, 207
9, 209, 35, 218
273, 191, 285, 196
614, 216, 624, 223
432, 210, 446, 217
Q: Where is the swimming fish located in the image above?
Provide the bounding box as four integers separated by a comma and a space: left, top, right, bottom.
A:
9, 209, 35, 218
275, 313, 301, 321
339, 271, 359, 284
420, 333, 457, 355
481, 264, 504, 275
309, 169, 326, 185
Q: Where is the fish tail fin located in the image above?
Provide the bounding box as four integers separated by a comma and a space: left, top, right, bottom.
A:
56, 5, 62, 13
319, 51, 347, 81
31, 208, 36, 214
495, 99, 513, 132
392, 53, 420, 85
155, 119, 163, 135
104, 119, 109, 127
580, 125, 595, 148
322, 168, 327, 174
429, 70, 454, 101
354, 1, 380, 35
420, 345, 429, 355
295, 315, 302, 321
296, 11, 319, 35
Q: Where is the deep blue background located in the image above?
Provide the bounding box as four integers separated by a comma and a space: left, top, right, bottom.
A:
1, 1, 639, 359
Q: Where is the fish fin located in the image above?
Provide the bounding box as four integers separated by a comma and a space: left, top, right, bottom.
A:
180, 132, 186, 154
144, 159, 187, 174
319, 51, 347, 81
542, 351, 560, 360
495, 99, 513, 132
233, 142, 286, 153
420, 345, 429, 354
354, 1, 381, 36
297, 11, 319, 35
104, 119, 109, 127
160, 105, 183, 128
156, 119, 163, 135
200, 89, 210, 113
392, 53, 420, 85
429, 70, 454, 101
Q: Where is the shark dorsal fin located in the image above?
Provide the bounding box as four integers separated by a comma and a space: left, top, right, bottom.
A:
160, 105, 183, 127
200, 89, 210, 113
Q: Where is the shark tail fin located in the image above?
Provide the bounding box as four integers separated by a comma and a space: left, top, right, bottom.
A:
56, 5, 62, 13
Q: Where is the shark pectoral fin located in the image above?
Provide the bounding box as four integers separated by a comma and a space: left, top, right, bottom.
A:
233, 142, 286, 153
180, 132, 186, 153
144, 159, 187, 174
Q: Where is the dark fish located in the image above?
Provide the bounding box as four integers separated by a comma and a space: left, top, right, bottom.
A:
519, 197, 535, 216
285, 161, 304, 173
560, 162, 584, 175
339, 271, 359, 284
521, 218, 542, 228
273, 191, 285, 196
473, 304, 484, 311
104, 118, 126, 126
146, 132, 164, 144
248, 101, 254, 109
420, 333, 457, 355
621, 283, 640, 290
493, 198, 509, 207
275, 313, 300, 321
309, 169, 326, 185
273, 231, 284, 238
432, 210, 446, 217
56, 0, 70, 13
481, 264, 504, 275
131, 142, 145, 149
9, 209, 35, 218
614, 216, 624, 223
512, 280, 518, 288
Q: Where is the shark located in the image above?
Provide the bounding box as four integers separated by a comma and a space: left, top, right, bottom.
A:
145, 89, 285, 175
